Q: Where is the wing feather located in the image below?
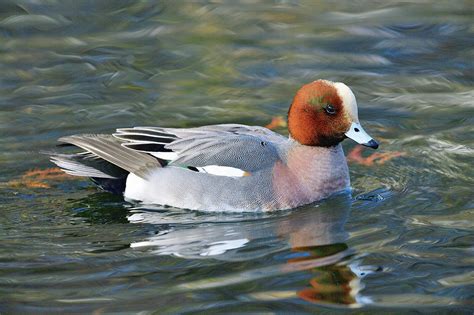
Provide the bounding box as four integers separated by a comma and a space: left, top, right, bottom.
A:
114, 124, 287, 172
58, 134, 161, 178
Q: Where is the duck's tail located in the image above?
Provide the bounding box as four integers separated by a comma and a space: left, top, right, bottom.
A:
49, 134, 162, 194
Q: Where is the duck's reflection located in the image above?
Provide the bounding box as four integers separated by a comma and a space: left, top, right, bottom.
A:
128, 192, 372, 306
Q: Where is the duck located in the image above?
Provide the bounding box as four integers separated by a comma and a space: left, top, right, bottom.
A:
50, 79, 379, 212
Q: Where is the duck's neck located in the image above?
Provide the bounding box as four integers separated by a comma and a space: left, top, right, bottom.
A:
287, 144, 349, 185
278, 141, 350, 202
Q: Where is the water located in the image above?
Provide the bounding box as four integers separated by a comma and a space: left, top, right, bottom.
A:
1, 1, 473, 313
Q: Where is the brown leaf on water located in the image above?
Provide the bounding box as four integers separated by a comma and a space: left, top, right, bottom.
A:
6, 179, 51, 189
265, 116, 287, 130
347, 145, 406, 166
3, 167, 76, 189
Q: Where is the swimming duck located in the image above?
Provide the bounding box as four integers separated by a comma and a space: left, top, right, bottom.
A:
51, 80, 378, 211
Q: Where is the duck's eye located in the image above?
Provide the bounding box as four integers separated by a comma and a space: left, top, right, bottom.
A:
325, 104, 336, 115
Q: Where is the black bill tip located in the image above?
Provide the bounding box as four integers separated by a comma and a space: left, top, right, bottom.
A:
364, 139, 379, 149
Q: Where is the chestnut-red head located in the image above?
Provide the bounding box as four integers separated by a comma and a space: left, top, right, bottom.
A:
288, 80, 378, 149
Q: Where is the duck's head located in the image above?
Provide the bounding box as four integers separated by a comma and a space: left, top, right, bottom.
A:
288, 79, 378, 149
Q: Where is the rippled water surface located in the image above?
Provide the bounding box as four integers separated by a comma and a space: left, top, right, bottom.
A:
1, 1, 473, 313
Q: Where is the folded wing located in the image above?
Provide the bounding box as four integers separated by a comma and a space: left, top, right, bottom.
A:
114, 124, 286, 173
54, 134, 161, 179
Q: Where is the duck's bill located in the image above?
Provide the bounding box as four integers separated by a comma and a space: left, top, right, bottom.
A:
345, 122, 379, 149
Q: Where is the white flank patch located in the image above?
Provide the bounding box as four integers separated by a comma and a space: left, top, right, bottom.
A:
124, 173, 147, 201
196, 165, 248, 177
149, 151, 249, 177
151, 151, 179, 160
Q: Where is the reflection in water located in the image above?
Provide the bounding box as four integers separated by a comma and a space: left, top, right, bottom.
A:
293, 249, 374, 306
128, 193, 374, 307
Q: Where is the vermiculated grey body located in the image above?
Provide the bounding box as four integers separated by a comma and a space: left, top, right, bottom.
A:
125, 142, 349, 211
50, 125, 350, 212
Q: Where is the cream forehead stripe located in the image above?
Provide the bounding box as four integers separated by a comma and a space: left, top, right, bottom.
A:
333, 82, 359, 123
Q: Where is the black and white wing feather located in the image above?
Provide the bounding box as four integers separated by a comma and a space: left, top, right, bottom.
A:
113, 124, 287, 172
53, 134, 161, 178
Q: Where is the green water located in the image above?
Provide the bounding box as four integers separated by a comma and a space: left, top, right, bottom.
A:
1, 1, 473, 313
